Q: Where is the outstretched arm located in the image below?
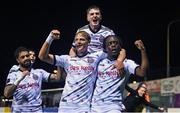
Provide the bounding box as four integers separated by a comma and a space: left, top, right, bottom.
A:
125, 84, 138, 95
38, 29, 60, 65
134, 40, 149, 77
143, 99, 165, 112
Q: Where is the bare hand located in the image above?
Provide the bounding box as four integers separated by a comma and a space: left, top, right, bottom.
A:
22, 70, 30, 77
51, 29, 60, 39
16, 70, 30, 83
159, 107, 165, 112
134, 40, 145, 50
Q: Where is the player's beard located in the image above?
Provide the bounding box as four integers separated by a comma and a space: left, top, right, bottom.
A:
21, 59, 32, 68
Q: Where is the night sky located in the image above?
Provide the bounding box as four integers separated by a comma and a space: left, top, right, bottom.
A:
0, 0, 180, 96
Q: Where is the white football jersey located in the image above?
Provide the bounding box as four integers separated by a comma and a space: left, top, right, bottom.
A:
91, 59, 139, 113
9, 65, 20, 73
5, 68, 50, 112
72, 25, 115, 53
55, 51, 106, 113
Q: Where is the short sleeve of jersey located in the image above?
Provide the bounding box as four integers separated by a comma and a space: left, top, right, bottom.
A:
6, 65, 20, 85
6, 72, 17, 86
110, 29, 115, 35
9, 65, 19, 73
37, 69, 51, 82
55, 55, 69, 67
93, 51, 107, 61
124, 59, 139, 75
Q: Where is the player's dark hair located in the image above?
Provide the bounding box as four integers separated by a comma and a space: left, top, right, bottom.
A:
103, 35, 123, 52
14, 46, 29, 59
136, 82, 147, 91
86, 5, 101, 14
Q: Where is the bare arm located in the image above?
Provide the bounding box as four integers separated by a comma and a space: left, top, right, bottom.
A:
113, 48, 126, 74
38, 29, 60, 65
143, 99, 165, 111
134, 40, 149, 77
4, 85, 17, 98
4, 70, 30, 98
117, 48, 126, 63
69, 47, 76, 57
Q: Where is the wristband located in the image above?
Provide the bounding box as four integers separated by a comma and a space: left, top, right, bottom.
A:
45, 33, 54, 44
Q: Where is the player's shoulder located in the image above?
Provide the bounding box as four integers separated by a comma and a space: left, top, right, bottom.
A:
89, 50, 105, 57
56, 55, 70, 59
124, 59, 134, 63
78, 25, 89, 31
101, 25, 114, 32
31, 68, 44, 73
9, 65, 20, 74
123, 59, 138, 67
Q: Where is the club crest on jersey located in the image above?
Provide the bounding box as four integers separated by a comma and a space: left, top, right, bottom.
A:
99, 35, 104, 43
87, 57, 94, 63
32, 74, 39, 80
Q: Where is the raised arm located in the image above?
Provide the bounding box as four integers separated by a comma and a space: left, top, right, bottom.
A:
134, 40, 149, 77
113, 48, 126, 74
38, 29, 60, 65
117, 48, 126, 64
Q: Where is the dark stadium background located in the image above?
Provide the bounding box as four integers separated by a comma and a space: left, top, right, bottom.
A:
0, 0, 180, 96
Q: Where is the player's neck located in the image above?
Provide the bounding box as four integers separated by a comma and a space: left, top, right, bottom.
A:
19, 67, 31, 72
107, 55, 118, 61
77, 51, 89, 58
89, 24, 101, 33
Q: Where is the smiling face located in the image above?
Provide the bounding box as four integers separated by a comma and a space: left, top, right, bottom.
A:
74, 31, 90, 56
